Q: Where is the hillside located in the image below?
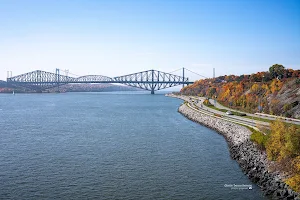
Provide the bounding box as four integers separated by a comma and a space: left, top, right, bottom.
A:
47, 83, 140, 92
181, 64, 300, 119
0, 80, 6, 87
0, 83, 140, 93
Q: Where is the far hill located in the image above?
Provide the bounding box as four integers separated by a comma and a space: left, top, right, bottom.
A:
0, 80, 6, 86
48, 83, 141, 92
181, 64, 300, 119
0, 83, 140, 93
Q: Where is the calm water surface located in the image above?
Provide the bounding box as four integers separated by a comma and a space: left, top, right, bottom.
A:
0, 92, 267, 199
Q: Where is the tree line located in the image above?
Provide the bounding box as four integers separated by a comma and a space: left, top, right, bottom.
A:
181, 64, 300, 117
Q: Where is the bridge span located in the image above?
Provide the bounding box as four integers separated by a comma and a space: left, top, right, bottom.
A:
7, 68, 194, 94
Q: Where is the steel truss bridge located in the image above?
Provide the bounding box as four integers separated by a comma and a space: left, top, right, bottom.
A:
7, 68, 194, 94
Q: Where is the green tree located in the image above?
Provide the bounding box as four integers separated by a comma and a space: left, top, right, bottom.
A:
269, 64, 285, 79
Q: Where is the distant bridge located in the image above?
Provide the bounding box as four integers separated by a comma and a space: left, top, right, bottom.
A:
7, 68, 195, 94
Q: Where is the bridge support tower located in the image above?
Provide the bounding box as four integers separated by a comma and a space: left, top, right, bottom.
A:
151, 69, 155, 94
55, 68, 60, 93
182, 67, 185, 88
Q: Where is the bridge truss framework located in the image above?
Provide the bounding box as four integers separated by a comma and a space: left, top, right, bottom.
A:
7, 69, 193, 94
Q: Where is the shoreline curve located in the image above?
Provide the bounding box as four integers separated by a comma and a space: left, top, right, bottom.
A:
168, 94, 299, 200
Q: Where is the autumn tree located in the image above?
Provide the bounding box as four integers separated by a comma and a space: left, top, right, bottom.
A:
266, 120, 300, 160
265, 121, 300, 192
207, 87, 216, 98
286, 158, 300, 192
284, 125, 300, 157
250, 73, 260, 82
269, 64, 285, 79
251, 83, 260, 94
266, 120, 286, 161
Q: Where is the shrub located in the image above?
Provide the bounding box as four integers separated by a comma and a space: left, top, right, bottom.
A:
286, 156, 300, 192
264, 120, 300, 192
284, 126, 300, 158
232, 111, 247, 116
286, 175, 300, 192
266, 120, 286, 161
283, 103, 292, 112
203, 99, 212, 106
250, 130, 269, 150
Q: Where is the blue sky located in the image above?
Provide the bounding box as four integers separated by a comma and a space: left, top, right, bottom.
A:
0, 0, 299, 81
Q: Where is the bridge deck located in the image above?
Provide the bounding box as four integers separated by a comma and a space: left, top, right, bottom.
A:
7, 69, 194, 93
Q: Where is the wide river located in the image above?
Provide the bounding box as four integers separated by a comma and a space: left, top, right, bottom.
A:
0, 92, 267, 199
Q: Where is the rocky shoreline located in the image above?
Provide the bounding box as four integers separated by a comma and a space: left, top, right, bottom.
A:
177, 101, 299, 199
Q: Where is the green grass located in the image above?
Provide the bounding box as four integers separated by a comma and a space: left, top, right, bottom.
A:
249, 127, 269, 150
244, 115, 273, 123
206, 103, 248, 116
231, 111, 247, 116
205, 103, 227, 112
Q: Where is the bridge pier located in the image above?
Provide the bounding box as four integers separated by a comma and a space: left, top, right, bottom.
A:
151, 88, 155, 94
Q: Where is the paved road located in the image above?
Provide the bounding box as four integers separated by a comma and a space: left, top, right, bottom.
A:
185, 102, 264, 129
188, 97, 269, 127
166, 94, 300, 127
208, 98, 300, 125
